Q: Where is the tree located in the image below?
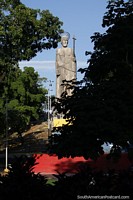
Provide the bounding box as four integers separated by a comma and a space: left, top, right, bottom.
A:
0, 66, 47, 138
0, 0, 63, 137
0, 0, 63, 92
52, 0, 133, 160
0, 0, 63, 91
0, 0, 63, 62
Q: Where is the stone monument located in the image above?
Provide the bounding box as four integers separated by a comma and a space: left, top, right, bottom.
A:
56, 32, 77, 98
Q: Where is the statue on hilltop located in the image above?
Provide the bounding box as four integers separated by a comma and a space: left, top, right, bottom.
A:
56, 32, 77, 98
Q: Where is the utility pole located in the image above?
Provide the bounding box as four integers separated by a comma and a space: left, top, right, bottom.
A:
47, 88, 50, 137
47, 80, 54, 138
4, 98, 9, 173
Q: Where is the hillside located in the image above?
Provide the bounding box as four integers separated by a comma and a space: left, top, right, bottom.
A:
0, 121, 49, 154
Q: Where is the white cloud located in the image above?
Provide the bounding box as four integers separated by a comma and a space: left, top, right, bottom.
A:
19, 60, 87, 70
19, 60, 55, 70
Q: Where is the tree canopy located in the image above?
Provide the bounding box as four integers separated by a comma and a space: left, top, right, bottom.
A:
0, 0, 63, 88
0, 66, 47, 136
52, 0, 133, 160
0, 0, 63, 63
0, 0, 63, 137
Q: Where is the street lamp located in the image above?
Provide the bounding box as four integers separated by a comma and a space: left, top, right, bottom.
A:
4, 98, 9, 173
47, 80, 54, 138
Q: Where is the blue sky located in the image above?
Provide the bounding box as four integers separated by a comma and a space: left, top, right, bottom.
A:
19, 0, 108, 95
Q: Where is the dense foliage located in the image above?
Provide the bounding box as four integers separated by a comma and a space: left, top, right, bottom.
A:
0, 66, 47, 136
0, 155, 133, 199
0, 0, 63, 64
0, 0, 63, 137
0, 155, 52, 200
52, 0, 133, 160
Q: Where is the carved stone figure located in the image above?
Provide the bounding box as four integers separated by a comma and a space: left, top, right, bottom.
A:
56, 32, 77, 98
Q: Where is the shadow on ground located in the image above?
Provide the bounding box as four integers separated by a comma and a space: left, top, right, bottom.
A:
0, 121, 49, 154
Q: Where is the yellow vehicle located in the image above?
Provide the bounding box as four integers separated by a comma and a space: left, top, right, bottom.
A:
53, 118, 70, 128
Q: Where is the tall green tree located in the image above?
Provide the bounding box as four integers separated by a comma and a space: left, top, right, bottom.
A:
0, 66, 47, 136
0, 0, 63, 86
0, 0, 63, 137
0, 0, 63, 62
52, 0, 133, 160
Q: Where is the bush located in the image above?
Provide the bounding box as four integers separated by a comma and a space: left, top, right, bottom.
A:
0, 155, 52, 200
52, 164, 133, 199
0, 155, 133, 200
